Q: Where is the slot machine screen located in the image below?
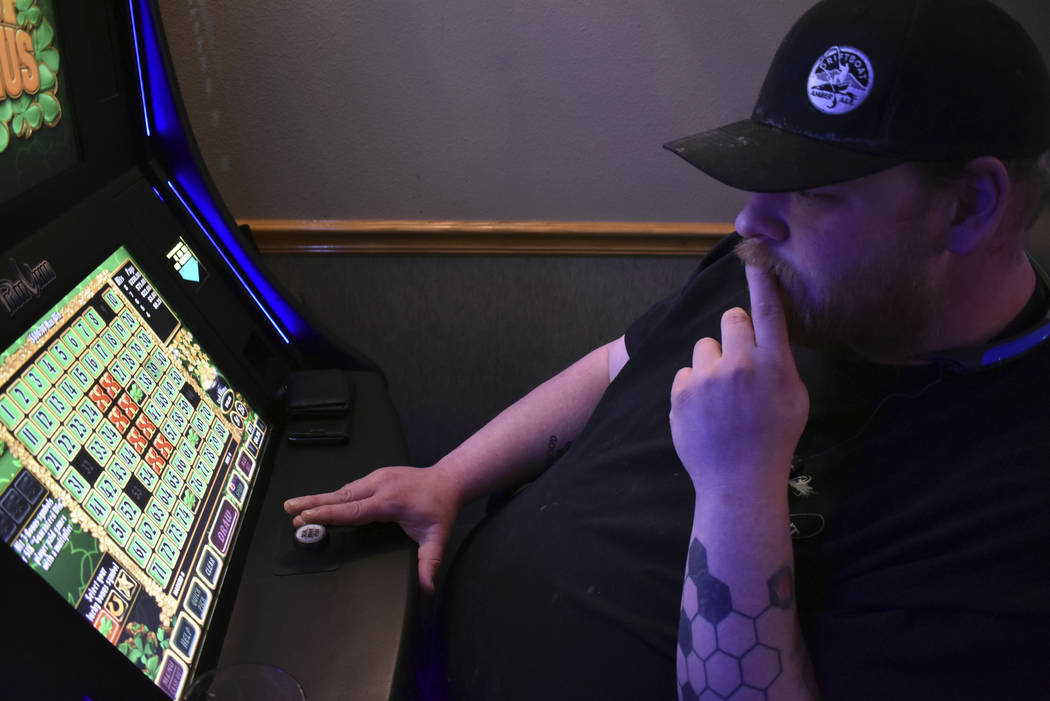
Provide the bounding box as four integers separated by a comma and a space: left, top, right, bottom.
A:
1, 1, 416, 698
0, 246, 271, 700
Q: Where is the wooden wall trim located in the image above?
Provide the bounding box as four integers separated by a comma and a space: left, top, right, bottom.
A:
242, 219, 735, 256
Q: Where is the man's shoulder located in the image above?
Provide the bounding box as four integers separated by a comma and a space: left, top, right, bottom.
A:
623, 234, 747, 359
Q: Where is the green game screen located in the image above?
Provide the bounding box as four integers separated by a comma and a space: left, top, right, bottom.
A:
0, 247, 270, 700
0, 0, 80, 202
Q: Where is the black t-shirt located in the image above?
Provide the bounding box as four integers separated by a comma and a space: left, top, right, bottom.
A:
436, 235, 1050, 700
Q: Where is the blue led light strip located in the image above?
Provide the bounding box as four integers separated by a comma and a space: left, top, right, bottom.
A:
131, 0, 307, 344
167, 180, 291, 344
981, 319, 1050, 368
127, 0, 150, 137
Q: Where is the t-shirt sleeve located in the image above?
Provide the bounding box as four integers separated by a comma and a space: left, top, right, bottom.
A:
625, 233, 741, 357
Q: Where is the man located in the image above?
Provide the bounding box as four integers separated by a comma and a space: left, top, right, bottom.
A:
285, 0, 1050, 698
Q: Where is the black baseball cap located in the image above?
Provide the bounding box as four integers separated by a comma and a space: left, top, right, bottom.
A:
664, 0, 1050, 192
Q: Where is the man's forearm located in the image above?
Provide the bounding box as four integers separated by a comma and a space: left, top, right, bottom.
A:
677, 487, 818, 701
669, 266, 815, 700
433, 337, 622, 507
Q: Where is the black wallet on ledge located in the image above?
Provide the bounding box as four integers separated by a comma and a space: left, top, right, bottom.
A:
284, 369, 355, 444
285, 369, 355, 416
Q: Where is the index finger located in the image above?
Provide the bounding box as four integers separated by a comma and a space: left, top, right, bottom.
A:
745, 264, 791, 353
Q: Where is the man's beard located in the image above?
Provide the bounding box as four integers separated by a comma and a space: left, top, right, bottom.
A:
734, 237, 937, 359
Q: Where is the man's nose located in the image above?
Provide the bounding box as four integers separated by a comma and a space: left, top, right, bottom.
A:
734, 193, 789, 241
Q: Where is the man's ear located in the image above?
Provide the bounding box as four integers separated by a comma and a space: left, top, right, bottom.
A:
946, 156, 1009, 255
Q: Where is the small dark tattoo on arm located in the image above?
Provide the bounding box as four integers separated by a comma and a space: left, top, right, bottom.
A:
677, 538, 796, 701
767, 566, 794, 610
545, 435, 573, 467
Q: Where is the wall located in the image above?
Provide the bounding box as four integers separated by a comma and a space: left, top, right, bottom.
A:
156, 0, 1050, 466
265, 254, 698, 466
155, 0, 1050, 222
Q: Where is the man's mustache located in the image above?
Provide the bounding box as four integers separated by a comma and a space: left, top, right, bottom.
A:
734, 239, 795, 306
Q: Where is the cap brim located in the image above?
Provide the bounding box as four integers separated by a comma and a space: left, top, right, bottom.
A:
664, 119, 907, 193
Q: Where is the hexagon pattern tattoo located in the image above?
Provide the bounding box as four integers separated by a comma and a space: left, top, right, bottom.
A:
677, 539, 794, 701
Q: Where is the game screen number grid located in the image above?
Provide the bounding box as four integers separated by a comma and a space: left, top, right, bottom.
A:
0, 247, 270, 700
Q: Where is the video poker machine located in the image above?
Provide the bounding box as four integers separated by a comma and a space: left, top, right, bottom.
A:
0, 1, 417, 699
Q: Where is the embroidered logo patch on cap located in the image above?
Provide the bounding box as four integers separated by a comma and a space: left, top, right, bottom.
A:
807, 46, 874, 115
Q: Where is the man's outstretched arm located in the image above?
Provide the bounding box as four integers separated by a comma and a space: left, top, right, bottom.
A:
285, 334, 629, 592
670, 264, 818, 700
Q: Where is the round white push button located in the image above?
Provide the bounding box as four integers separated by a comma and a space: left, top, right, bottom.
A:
294, 523, 328, 550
